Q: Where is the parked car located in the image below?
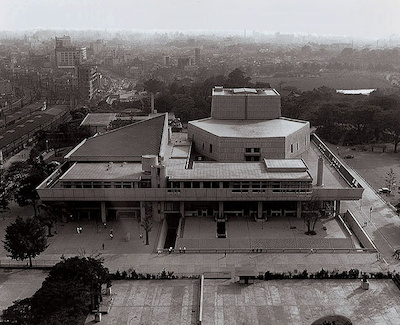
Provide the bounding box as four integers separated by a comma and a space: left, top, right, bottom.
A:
344, 154, 354, 159
378, 188, 391, 194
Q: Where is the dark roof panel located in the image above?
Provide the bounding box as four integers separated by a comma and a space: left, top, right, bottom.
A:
68, 114, 166, 161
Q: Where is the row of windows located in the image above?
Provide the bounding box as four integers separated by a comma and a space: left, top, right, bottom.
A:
61, 180, 151, 189
61, 180, 312, 190
167, 181, 312, 190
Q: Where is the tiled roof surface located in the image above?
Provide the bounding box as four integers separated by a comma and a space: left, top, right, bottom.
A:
189, 117, 308, 138
69, 114, 166, 161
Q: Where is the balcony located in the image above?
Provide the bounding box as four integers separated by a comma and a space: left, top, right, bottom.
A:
37, 186, 363, 202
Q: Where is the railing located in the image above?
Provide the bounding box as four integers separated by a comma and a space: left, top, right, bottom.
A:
0, 259, 59, 268
37, 186, 363, 202
156, 247, 377, 254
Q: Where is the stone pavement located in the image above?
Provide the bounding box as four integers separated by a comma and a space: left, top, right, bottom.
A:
0, 208, 387, 275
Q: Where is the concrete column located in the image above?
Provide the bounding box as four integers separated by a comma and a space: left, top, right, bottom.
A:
297, 201, 302, 218
257, 201, 263, 219
335, 200, 341, 216
140, 201, 145, 224
219, 201, 224, 219
159, 202, 165, 222
152, 201, 159, 222
180, 201, 185, 218
101, 201, 107, 223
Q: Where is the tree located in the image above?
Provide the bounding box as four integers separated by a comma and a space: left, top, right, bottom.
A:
37, 203, 59, 237
379, 110, 400, 153
2, 256, 110, 324
142, 202, 153, 245
1, 297, 34, 325
143, 78, 165, 113
3, 216, 48, 267
385, 168, 396, 193
225, 68, 252, 87
0, 169, 11, 213
14, 169, 46, 217
302, 198, 322, 235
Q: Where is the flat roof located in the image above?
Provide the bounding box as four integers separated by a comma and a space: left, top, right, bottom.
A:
265, 159, 307, 171
167, 161, 312, 181
80, 113, 117, 126
60, 162, 143, 181
213, 87, 279, 96
189, 117, 308, 138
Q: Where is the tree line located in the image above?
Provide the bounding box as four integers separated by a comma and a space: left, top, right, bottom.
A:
138, 69, 400, 151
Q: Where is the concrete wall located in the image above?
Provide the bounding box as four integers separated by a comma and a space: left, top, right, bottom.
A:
285, 122, 310, 158
211, 94, 281, 120
211, 95, 246, 120
189, 122, 309, 162
343, 210, 377, 250
247, 95, 281, 120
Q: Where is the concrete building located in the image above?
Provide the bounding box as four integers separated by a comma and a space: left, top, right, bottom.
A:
37, 87, 363, 246
0, 79, 12, 96
77, 64, 100, 101
195, 48, 201, 66
55, 36, 87, 69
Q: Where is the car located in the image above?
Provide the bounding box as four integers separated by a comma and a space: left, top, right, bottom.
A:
378, 188, 391, 194
344, 154, 354, 159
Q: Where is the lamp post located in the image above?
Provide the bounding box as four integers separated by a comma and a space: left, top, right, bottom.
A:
369, 206, 373, 222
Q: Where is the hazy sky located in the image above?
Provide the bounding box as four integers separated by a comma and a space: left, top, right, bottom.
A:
1, 0, 399, 39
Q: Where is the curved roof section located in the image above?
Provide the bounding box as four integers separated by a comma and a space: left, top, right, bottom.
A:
66, 114, 167, 162
189, 117, 309, 138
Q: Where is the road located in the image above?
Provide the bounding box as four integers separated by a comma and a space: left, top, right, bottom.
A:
342, 162, 400, 270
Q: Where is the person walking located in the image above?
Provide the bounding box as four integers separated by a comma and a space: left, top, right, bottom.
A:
102, 243, 105, 250
183, 246, 186, 254
110, 233, 113, 240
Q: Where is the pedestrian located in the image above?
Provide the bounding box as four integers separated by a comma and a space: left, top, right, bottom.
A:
183, 246, 186, 254
110, 228, 113, 235
139, 233, 143, 239
103, 222, 107, 228
157, 250, 161, 255
224, 251, 227, 257
102, 243, 105, 250
168, 247, 172, 254
110, 233, 113, 240
79, 226, 83, 233
179, 247, 182, 253
76, 227, 80, 234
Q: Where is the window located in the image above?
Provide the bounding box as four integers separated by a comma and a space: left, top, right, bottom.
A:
246, 156, 260, 161
209, 144, 213, 153
245, 148, 261, 160
290, 144, 294, 153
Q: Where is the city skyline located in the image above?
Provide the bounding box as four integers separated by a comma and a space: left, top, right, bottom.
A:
0, 0, 399, 40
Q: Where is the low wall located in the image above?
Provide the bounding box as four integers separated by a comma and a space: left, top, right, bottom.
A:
156, 219, 168, 251
343, 210, 377, 251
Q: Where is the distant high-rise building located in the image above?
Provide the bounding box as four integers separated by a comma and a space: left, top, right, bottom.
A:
55, 36, 71, 48
194, 48, 201, 65
163, 56, 170, 66
77, 65, 100, 101
55, 36, 87, 69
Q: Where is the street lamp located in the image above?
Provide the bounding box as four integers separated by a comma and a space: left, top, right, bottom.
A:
369, 206, 373, 222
